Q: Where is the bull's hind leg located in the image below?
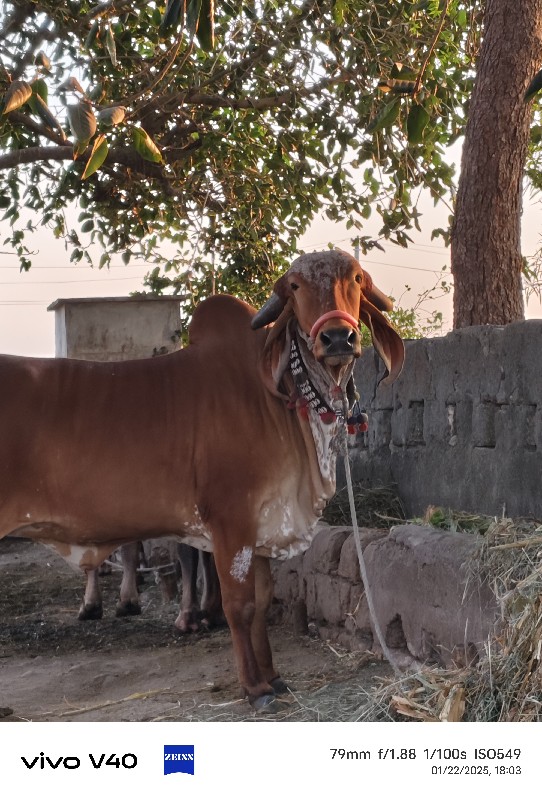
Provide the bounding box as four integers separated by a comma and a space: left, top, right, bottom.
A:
212, 540, 280, 711
115, 542, 141, 617
79, 567, 103, 620
199, 551, 224, 629
174, 543, 200, 632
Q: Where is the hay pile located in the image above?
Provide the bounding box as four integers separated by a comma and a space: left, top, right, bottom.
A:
323, 483, 406, 528
357, 513, 542, 722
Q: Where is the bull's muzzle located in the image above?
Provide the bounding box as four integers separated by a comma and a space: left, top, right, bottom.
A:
310, 310, 361, 366
318, 326, 360, 358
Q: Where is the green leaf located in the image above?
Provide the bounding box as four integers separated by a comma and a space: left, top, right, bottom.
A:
84, 20, 100, 50
407, 104, 430, 144
196, 0, 215, 51
58, 76, 86, 95
132, 126, 163, 163
67, 101, 97, 143
88, 84, 106, 103
186, 0, 203, 37
81, 219, 94, 233
82, 134, 109, 179
105, 23, 118, 67
366, 99, 400, 133
98, 106, 126, 127
159, 0, 184, 37
332, 0, 346, 25
525, 68, 542, 101
2, 80, 32, 114
28, 92, 66, 139
32, 78, 48, 104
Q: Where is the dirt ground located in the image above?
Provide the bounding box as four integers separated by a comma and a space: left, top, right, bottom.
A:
0, 537, 391, 723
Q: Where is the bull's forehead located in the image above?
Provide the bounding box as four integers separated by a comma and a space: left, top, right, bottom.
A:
288, 251, 357, 291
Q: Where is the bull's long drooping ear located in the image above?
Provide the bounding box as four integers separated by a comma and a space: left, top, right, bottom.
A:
252, 276, 298, 396
362, 269, 394, 313
360, 299, 405, 384
252, 276, 296, 398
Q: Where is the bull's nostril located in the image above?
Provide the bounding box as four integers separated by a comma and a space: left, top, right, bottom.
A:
347, 330, 357, 345
319, 331, 332, 346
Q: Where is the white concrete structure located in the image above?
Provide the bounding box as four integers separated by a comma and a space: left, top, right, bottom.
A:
47, 296, 184, 360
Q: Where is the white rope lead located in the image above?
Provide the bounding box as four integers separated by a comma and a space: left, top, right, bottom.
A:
341, 434, 404, 678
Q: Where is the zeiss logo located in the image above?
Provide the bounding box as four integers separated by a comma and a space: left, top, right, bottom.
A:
163, 745, 195, 776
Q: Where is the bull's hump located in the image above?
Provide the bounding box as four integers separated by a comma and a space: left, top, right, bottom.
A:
188, 295, 257, 346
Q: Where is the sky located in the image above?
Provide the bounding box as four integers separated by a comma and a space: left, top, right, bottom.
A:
1, 170, 541, 357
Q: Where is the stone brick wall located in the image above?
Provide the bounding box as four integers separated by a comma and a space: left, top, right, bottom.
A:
346, 321, 542, 518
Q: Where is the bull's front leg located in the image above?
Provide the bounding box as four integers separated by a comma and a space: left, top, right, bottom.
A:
252, 556, 288, 696
212, 538, 284, 711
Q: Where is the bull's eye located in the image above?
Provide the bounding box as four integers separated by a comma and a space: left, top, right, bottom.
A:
290, 282, 299, 291
355, 274, 362, 284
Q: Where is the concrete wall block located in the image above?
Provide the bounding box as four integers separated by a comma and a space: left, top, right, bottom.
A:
304, 573, 352, 624
472, 400, 497, 449
301, 525, 350, 575
367, 408, 393, 450
304, 573, 318, 620
337, 529, 388, 582
345, 588, 371, 634
271, 556, 303, 604
315, 573, 351, 625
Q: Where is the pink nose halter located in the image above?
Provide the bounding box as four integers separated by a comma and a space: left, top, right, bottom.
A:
309, 310, 359, 341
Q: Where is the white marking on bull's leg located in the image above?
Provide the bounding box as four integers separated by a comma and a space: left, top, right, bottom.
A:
230, 546, 253, 583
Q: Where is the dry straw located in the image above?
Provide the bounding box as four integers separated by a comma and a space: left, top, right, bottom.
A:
357, 511, 542, 722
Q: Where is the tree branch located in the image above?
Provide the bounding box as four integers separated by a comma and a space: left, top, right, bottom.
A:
0, 142, 195, 178
175, 71, 347, 113
414, 0, 453, 94
85, 0, 133, 21
8, 110, 67, 146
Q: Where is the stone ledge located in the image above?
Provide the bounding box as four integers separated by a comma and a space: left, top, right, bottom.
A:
272, 523, 500, 667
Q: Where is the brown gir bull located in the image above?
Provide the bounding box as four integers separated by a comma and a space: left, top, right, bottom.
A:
0, 250, 404, 710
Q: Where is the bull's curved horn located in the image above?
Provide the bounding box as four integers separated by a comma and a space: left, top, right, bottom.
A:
251, 292, 286, 329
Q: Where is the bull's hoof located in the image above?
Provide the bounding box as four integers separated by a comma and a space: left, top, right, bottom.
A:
78, 602, 103, 621
250, 693, 283, 714
270, 677, 289, 695
174, 610, 201, 633
115, 600, 141, 617
200, 611, 227, 631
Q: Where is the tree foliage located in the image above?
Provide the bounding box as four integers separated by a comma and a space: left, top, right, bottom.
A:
0, 0, 482, 308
